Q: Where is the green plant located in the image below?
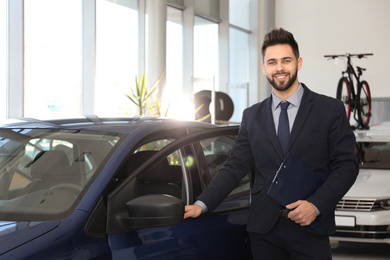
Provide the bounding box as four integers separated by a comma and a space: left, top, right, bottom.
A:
124, 72, 160, 116
147, 97, 171, 117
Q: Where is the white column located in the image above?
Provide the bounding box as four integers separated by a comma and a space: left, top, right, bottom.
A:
182, 0, 194, 99
219, 0, 229, 94
82, 0, 96, 115
8, 0, 24, 119
146, 0, 167, 96
258, 0, 275, 101
248, 0, 259, 105
138, 0, 146, 75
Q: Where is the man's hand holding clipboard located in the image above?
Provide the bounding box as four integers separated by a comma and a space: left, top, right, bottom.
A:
267, 153, 329, 234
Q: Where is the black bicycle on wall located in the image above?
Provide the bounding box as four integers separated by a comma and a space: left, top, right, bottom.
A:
324, 53, 373, 129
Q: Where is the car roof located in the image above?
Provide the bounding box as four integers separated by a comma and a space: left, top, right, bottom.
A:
355, 121, 390, 142
0, 116, 218, 135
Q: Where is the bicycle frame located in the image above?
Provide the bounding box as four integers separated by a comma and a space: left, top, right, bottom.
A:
324, 53, 373, 129
343, 54, 359, 100
327, 53, 371, 100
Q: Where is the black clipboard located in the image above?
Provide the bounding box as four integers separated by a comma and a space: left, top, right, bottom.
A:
267, 153, 328, 234
267, 153, 324, 205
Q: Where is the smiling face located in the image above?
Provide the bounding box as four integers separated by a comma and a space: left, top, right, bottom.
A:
261, 44, 302, 99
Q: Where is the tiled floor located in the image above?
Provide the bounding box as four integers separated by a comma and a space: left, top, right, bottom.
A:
331, 241, 390, 260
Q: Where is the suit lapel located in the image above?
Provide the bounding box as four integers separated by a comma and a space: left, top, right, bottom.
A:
287, 84, 313, 152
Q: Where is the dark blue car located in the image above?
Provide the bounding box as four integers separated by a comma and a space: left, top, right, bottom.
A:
0, 116, 252, 259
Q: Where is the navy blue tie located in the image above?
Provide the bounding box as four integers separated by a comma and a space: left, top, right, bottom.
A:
278, 101, 290, 156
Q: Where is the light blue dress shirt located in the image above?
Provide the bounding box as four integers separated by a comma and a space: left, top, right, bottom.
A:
271, 83, 303, 133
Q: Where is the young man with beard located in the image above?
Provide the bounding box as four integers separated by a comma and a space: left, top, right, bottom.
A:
184, 27, 358, 259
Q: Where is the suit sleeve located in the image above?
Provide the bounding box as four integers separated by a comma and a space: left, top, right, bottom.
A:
308, 100, 359, 217
196, 110, 255, 212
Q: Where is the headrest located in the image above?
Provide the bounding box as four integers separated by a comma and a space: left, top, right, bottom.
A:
30, 150, 71, 179
53, 144, 73, 164
118, 151, 171, 182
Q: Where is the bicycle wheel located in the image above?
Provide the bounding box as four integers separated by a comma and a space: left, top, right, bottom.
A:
336, 77, 352, 120
357, 80, 371, 128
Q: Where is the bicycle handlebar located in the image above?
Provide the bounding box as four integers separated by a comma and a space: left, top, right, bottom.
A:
324, 53, 373, 59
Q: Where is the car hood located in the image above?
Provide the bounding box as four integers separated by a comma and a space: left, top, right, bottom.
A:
344, 169, 390, 199
0, 220, 60, 255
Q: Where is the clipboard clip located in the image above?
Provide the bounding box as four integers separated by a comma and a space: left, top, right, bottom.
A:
272, 153, 289, 183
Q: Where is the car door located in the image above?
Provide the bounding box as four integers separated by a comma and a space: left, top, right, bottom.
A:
104, 126, 252, 260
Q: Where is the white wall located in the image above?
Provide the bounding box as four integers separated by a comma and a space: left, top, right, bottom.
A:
274, 0, 390, 99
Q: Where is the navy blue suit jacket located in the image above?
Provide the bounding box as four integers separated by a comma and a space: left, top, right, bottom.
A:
197, 84, 359, 235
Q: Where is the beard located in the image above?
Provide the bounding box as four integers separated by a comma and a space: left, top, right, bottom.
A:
267, 69, 298, 92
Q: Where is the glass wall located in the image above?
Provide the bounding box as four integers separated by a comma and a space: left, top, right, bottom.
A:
229, 0, 250, 122
95, 0, 138, 116
0, 0, 6, 119
3, 0, 257, 122
193, 16, 218, 93
165, 6, 184, 118
24, 0, 82, 118
229, 28, 249, 122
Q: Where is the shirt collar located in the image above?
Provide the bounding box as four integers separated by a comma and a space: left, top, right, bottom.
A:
272, 83, 304, 109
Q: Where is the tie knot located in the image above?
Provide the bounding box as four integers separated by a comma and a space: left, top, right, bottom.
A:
280, 101, 290, 111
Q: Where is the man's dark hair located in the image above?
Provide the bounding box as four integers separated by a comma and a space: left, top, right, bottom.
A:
261, 27, 300, 60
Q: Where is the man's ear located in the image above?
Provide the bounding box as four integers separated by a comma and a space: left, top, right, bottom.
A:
297, 57, 303, 71
261, 62, 266, 75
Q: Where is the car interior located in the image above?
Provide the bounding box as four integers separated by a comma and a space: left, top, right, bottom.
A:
116, 150, 183, 199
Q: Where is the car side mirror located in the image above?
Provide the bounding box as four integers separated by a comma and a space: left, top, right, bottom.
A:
123, 194, 184, 230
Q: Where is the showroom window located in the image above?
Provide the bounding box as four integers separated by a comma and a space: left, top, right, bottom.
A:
229, 28, 249, 122
166, 6, 184, 118
193, 16, 218, 93
0, 0, 6, 119
229, 0, 250, 122
4, 0, 257, 121
95, 0, 138, 116
24, 0, 82, 118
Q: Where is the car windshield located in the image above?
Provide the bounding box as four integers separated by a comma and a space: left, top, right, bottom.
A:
0, 128, 122, 221
357, 142, 390, 169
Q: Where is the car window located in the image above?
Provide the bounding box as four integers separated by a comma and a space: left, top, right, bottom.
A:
200, 135, 251, 197
0, 129, 123, 221
116, 139, 187, 202
134, 139, 173, 152
133, 138, 183, 175
11, 139, 75, 191
357, 142, 390, 169
110, 129, 247, 213
88, 138, 190, 236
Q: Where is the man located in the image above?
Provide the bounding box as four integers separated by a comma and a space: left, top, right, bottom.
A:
184, 27, 358, 259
